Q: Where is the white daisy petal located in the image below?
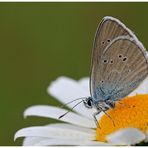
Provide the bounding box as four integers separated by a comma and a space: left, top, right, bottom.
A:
47, 76, 96, 119
23, 137, 48, 146
23, 123, 96, 146
106, 128, 145, 145
24, 105, 96, 128
78, 77, 89, 93
129, 77, 148, 97
33, 139, 110, 146
14, 126, 95, 141
47, 123, 95, 133
144, 129, 148, 143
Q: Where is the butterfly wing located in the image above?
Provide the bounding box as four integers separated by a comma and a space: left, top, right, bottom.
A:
90, 16, 148, 102
96, 36, 148, 101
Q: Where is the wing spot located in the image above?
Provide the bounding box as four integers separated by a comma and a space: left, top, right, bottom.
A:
103, 59, 108, 63
110, 60, 113, 64
102, 41, 105, 44
119, 54, 122, 58
123, 57, 127, 62
107, 39, 111, 42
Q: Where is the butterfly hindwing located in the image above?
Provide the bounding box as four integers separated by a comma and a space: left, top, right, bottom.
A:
95, 37, 148, 101
90, 16, 148, 102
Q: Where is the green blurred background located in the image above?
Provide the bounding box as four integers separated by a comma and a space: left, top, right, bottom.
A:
0, 2, 148, 145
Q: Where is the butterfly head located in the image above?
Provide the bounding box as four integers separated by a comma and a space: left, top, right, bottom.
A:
83, 96, 116, 112
83, 97, 93, 109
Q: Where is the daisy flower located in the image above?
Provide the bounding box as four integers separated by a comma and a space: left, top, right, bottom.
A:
14, 76, 148, 146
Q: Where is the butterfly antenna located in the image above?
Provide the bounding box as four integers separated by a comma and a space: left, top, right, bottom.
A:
58, 100, 83, 119
59, 97, 86, 109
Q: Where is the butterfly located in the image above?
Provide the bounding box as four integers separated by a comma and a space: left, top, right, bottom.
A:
83, 16, 148, 125
60, 16, 148, 127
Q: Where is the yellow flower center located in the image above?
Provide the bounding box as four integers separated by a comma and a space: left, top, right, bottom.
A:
96, 94, 148, 142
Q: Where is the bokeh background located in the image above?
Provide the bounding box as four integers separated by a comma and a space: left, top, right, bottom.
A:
0, 2, 148, 145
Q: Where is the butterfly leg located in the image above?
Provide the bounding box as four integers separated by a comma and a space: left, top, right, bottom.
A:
93, 110, 101, 128
117, 101, 130, 108
102, 110, 115, 127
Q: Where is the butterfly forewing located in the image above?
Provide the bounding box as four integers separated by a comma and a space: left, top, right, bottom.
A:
90, 16, 148, 102
91, 17, 132, 98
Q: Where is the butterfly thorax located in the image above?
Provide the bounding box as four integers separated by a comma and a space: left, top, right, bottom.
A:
97, 99, 115, 111
83, 97, 115, 112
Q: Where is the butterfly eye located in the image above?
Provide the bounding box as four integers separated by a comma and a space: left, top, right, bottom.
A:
87, 99, 92, 107
83, 97, 92, 109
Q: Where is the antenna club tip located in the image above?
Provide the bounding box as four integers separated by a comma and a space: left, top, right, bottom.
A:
58, 115, 63, 119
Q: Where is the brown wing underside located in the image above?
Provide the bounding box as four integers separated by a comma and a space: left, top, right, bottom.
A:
90, 17, 148, 100
98, 38, 148, 100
